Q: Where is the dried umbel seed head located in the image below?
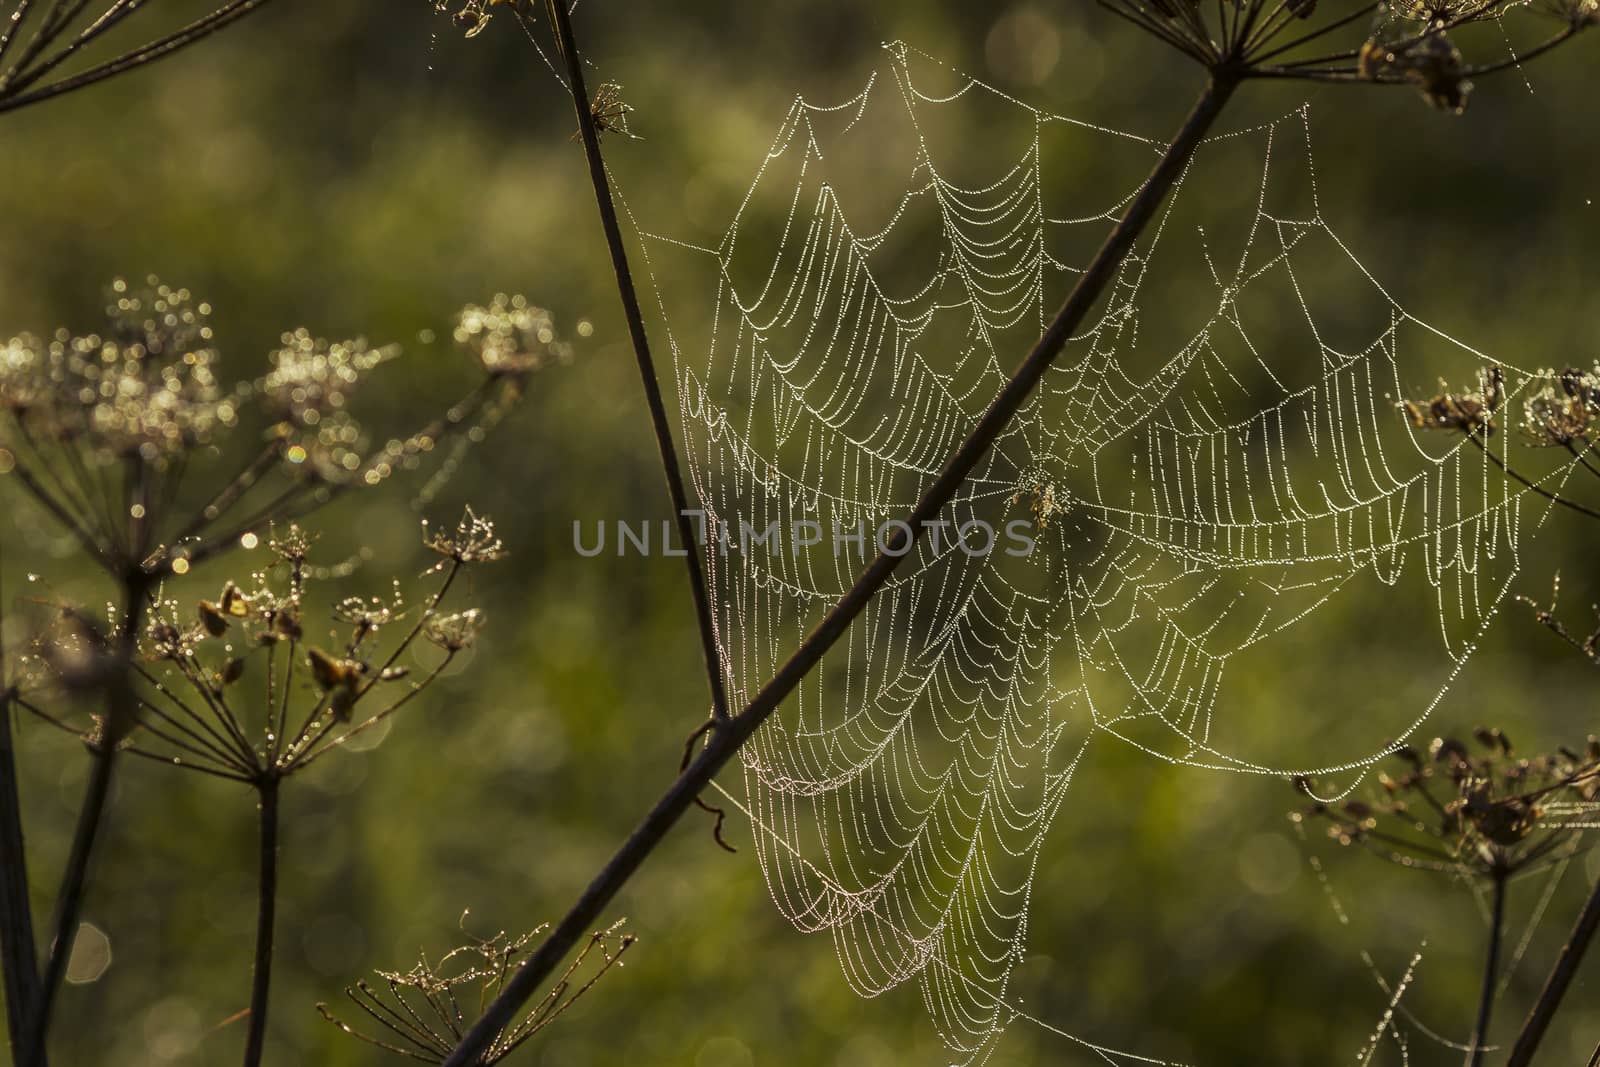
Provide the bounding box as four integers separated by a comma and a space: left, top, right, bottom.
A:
319, 919, 634, 1064
422, 505, 508, 565
1291, 726, 1600, 880
257, 331, 394, 427
7, 513, 498, 781
332, 585, 404, 635
453, 294, 574, 380
0, 277, 229, 460
423, 609, 485, 652
1521, 365, 1599, 446
2, 276, 538, 582
1361, 32, 1472, 113
1102, 1, 1592, 112
1401, 366, 1501, 435
587, 82, 635, 141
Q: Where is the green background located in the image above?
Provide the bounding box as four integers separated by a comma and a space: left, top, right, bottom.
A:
1, 2, 1598, 1064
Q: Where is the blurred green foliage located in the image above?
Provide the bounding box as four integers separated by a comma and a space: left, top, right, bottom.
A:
1, 2, 1598, 1065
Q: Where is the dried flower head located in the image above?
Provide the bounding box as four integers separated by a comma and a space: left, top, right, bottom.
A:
1521, 365, 1599, 447
319, 920, 635, 1064
453, 294, 574, 380
0, 277, 227, 459
1360, 29, 1472, 112
258, 331, 394, 427
1292, 728, 1600, 880
0, 278, 541, 580
423, 609, 486, 652
17, 514, 498, 780
423, 506, 508, 565
587, 82, 636, 141
1100, 1, 1593, 112
1401, 365, 1501, 435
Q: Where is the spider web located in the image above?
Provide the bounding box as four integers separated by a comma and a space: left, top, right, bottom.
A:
626, 41, 1579, 1064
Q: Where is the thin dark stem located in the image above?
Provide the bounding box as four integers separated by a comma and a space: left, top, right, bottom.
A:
1504, 870, 1600, 1067
241, 776, 279, 1067
0, 553, 47, 1067
6, 458, 111, 572
1467, 871, 1507, 1067
23, 573, 148, 1066
439, 72, 1238, 1067
1466, 435, 1600, 523
0, 690, 41, 1065
542, 0, 729, 724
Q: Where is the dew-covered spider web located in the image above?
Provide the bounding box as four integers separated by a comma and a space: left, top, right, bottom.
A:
624, 41, 1587, 1064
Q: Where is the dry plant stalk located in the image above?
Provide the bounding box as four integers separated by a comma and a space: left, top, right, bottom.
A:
0, 0, 282, 116
0, 278, 566, 1065
1295, 732, 1600, 1066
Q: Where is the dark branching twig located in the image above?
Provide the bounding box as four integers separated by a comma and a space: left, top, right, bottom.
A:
1297, 732, 1600, 1067
3, 279, 542, 1064
0, 0, 281, 118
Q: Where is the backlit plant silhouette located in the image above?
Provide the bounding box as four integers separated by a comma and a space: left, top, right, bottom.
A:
0, 276, 567, 1065
0, 0, 282, 116
318, 920, 635, 1064
1295, 732, 1600, 1066
0, 1, 1598, 1065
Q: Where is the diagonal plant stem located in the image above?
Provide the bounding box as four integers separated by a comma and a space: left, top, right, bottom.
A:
540, 0, 729, 724
1466, 870, 1507, 1067
0, 555, 47, 1067
23, 571, 149, 1067
440, 69, 1239, 1067
241, 775, 280, 1067
1504, 870, 1600, 1067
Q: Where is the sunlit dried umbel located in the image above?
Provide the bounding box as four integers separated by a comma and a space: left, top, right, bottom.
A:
0, 278, 547, 579
318, 920, 635, 1064
12, 513, 504, 781
1099, 0, 1594, 111
1292, 730, 1599, 880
